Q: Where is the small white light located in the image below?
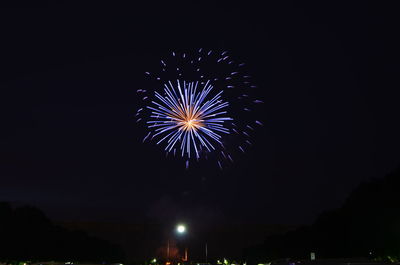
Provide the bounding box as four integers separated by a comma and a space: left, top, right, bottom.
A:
177, 224, 186, 233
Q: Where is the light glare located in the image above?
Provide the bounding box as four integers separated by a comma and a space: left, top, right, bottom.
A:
177, 224, 186, 233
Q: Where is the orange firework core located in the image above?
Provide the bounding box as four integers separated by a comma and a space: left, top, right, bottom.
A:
169, 104, 204, 132
173, 105, 203, 131
183, 117, 202, 131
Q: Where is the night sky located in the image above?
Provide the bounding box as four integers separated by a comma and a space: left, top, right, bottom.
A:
1, 2, 399, 227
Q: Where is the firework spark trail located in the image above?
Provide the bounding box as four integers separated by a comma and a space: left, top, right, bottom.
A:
137, 49, 263, 169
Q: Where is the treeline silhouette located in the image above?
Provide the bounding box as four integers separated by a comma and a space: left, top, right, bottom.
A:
0, 202, 124, 262
244, 166, 400, 263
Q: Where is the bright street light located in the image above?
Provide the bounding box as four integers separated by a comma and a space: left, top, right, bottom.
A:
176, 224, 186, 234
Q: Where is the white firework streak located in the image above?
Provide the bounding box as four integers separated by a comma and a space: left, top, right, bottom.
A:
146, 79, 232, 159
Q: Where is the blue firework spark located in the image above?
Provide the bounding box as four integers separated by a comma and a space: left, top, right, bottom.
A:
147, 80, 232, 159
136, 49, 263, 169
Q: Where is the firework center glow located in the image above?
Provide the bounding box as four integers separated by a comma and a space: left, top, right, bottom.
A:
185, 119, 194, 129
183, 117, 201, 131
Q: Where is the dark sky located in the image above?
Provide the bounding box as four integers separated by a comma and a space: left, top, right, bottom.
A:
0, 2, 399, 226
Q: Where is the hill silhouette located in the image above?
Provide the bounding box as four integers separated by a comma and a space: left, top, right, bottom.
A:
244, 166, 400, 263
0, 202, 124, 262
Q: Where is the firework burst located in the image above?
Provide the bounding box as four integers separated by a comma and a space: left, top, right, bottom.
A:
136, 49, 263, 169
147, 80, 232, 160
